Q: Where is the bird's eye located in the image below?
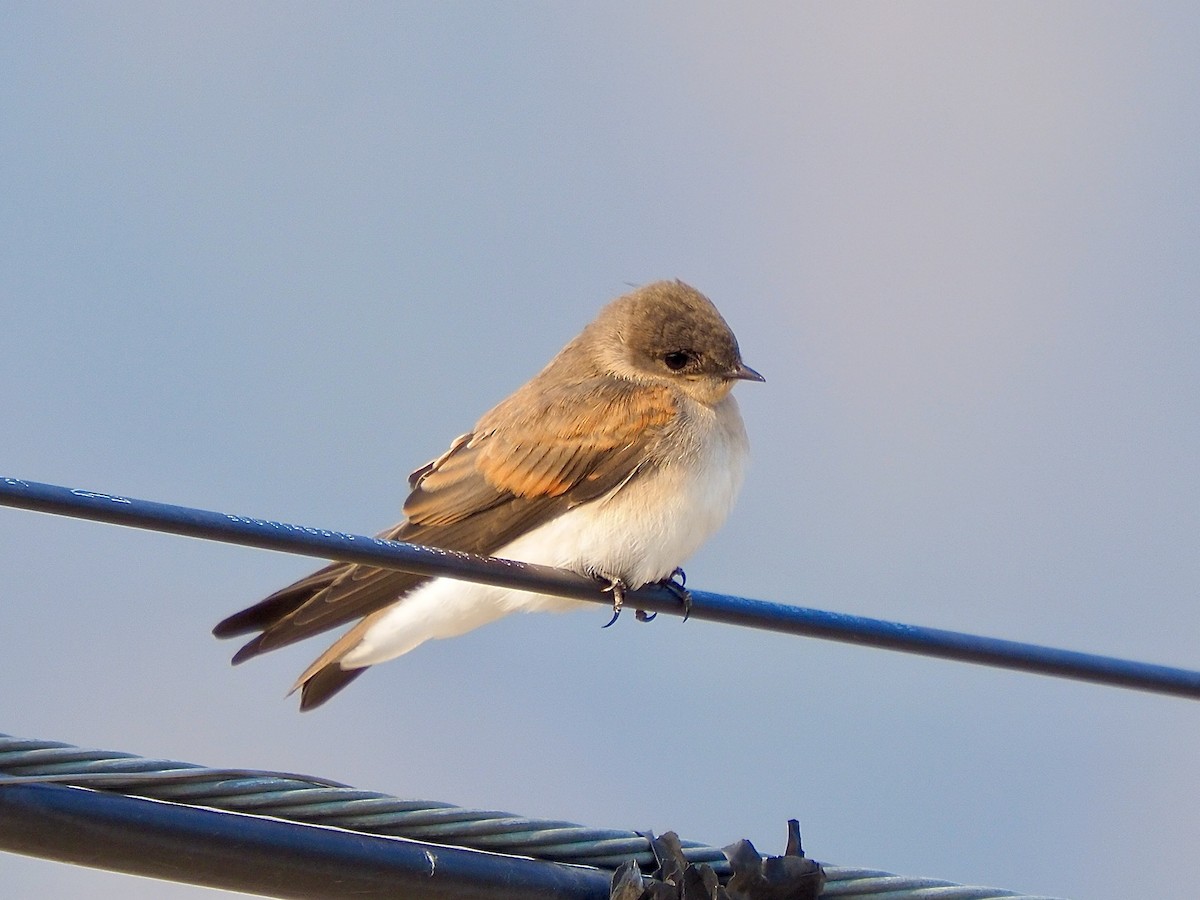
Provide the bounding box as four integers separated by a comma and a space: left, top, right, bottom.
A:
663, 350, 694, 371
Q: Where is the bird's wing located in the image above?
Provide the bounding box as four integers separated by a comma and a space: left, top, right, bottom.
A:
213, 378, 676, 662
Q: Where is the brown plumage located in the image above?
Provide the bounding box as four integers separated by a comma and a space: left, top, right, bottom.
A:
213, 280, 762, 710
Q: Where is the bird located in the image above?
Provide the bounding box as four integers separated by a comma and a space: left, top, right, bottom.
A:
213, 280, 763, 710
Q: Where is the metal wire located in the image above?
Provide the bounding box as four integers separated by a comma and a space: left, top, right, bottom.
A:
0, 735, 694, 871
0, 733, 1063, 899
2, 474, 1199, 701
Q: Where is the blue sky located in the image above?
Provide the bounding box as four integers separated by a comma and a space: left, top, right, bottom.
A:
2, 5, 1198, 898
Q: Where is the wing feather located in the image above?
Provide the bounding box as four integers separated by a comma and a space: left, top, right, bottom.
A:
214, 378, 676, 664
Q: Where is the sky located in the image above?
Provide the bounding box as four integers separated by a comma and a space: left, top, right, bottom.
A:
2, 4, 1199, 898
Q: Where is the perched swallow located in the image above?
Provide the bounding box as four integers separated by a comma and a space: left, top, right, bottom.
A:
213, 280, 763, 709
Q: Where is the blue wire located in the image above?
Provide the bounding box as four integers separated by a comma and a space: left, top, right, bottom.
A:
3, 475, 1199, 701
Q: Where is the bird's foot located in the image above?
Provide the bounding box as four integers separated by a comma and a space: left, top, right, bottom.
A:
600, 576, 627, 628
662, 567, 692, 622
634, 567, 691, 623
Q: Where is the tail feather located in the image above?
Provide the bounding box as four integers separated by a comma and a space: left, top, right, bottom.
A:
212, 593, 299, 638
212, 565, 342, 638
230, 633, 271, 666
298, 664, 368, 711
213, 561, 409, 709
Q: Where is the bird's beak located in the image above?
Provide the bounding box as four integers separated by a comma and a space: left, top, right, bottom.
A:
731, 362, 766, 383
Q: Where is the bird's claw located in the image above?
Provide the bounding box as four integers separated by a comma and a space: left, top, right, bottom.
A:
601, 577, 627, 628
602, 569, 689, 626
661, 567, 692, 622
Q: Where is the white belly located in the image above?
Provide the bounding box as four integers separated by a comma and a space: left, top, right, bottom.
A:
341, 395, 749, 668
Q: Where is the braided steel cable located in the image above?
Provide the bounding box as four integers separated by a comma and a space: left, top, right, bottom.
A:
0, 733, 1063, 899
0, 734, 718, 871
